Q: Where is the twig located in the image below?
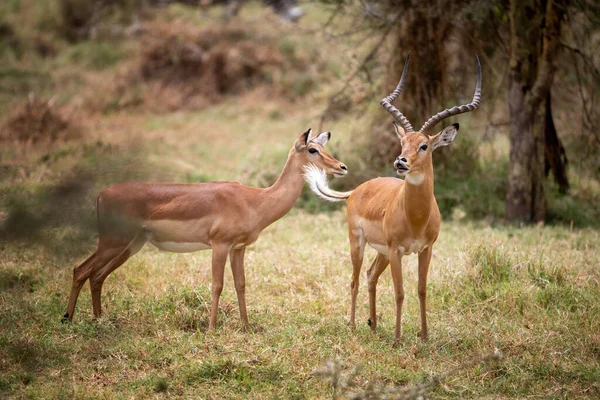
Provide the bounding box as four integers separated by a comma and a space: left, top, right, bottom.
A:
317, 12, 401, 131
294, 3, 345, 35
560, 42, 600, 78
316, 350, 504, 400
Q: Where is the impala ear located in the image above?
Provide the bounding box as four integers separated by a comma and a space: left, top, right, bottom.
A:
431, 123, 459, 150
311, 131, 331, 147
295, 128, 311, 151
393, 121, 406, 140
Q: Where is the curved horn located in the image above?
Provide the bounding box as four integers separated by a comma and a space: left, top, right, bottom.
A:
380, 52, 414, 133
420, 55, 482, 135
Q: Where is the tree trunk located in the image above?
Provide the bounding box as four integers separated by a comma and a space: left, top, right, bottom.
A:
386, 2, 448, 127
505, 0, 564, 223
544, 92, 569, 193
506, 70, 538, 221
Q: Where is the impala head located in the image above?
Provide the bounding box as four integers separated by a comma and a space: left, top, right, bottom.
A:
381, 52, 481, 178
393, 122, 459, 176
294, 128, 347, 178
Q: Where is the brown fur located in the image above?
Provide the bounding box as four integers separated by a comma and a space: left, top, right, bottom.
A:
344, 125, 457, 343
64, 130, 346, 331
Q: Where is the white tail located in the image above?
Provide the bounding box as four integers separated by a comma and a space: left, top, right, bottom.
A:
303, 164, 352, 202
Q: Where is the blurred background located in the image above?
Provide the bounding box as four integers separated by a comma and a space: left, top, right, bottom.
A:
0, 0, 598, 252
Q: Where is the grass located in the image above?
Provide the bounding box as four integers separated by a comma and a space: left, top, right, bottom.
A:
1, 2, 600, 399
1, 213, 599, 398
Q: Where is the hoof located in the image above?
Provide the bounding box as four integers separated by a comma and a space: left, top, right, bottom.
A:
367, 318, 372, 326
61, 312, 70, 323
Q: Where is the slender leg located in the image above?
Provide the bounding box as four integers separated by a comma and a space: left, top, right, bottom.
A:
418, 246, 432, 341
348, 226, 365, 331
366, 253, 389, 330
89, 249, 128, 318
63, 251, 97, 321
388, 247, 405, 343
230, 247, 248, 331
89, 234, 146, 318
208, 244, 230, 331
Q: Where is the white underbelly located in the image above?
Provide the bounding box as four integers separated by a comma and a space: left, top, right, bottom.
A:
367, 241, 428, 256
405, 241, 428, 255
368, 242, 389, 255
150, 241, 211, 253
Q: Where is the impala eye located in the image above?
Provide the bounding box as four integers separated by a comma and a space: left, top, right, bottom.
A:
309, 148, 318, 154
420, 144, 428, 151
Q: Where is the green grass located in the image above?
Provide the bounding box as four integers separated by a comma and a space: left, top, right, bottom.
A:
1, 215, 599, 398
58, 40, 126, 70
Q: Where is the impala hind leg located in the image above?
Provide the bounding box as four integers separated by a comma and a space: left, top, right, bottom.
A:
230, 247, 248, 331
389, 248, 405, 343
366, 253, 389, 330
418, 246, 432, 341
63, 251, 97, 322
348, 226, 365, 331
89, 233, 146, 318
208, 244, 230, 331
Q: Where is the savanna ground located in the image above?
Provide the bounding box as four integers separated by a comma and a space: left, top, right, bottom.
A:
1, 1, 599, 399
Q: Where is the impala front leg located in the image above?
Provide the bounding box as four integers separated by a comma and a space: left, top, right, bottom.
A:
209, 244, 230, 331
348, 227, 365, 331
389, 247, 405, 343
418, 246, 432, 341
230, 247, 248, 331
367, 253, 389, 331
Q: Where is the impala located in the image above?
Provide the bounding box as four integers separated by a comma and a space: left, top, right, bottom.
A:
305, 54, 481, 342
63, 129, 347, 330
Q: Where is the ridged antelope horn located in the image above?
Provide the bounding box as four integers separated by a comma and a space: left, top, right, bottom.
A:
420, 55, 482, 135
380, 52, 414, 133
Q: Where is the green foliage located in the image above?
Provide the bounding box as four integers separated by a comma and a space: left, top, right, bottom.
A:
546, 179, 600, 228
433, 136, 507, 221
290, 73, 316, 97
0, 67, 52, 96
297, 186, 344, 213
59, 40, 125, 70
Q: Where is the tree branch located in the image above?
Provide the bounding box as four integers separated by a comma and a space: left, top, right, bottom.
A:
317, 12, 401, 131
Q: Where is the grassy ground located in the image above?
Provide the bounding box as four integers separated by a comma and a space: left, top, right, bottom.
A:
2, 207, 599, 398
1, 2, 600, 399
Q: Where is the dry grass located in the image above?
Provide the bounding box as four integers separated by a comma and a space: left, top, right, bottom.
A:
0, 95, 80, 144
1, 206, 599, 398
1, 94, 599, 397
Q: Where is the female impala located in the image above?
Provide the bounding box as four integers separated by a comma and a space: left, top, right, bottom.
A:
63, 129, 347, 330
306, 54, 481, 342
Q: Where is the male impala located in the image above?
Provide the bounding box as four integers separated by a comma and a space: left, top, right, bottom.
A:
305, 54, 481, 342
63, 129, 347, 330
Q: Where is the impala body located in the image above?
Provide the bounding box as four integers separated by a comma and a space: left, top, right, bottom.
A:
306, 53, 481, 342
64, 129, 347, 330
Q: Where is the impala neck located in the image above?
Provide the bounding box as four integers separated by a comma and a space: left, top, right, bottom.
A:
258, 149, 305, 229
402, 158, 435, 234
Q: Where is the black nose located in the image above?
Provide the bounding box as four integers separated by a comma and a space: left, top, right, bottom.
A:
394, 157, 408, 169
340, 164, 347, 171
